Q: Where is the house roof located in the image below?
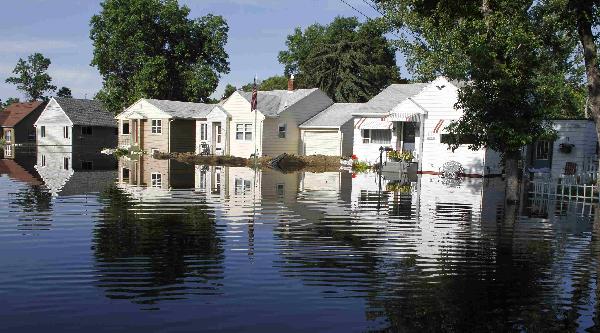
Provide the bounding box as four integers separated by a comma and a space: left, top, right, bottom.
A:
239, 89, 318, 117
355, 83, 428, 115
0, 101, 44, 127
144, 99, 217, 119
300, 103, 362, 128
54, 97, 116, 127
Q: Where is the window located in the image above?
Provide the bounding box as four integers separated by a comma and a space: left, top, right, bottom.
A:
199, 123, 208, 141
151, 119, 162, 134
41, 155, 46, 167
276, 183, 285, 196
362, 129, 391, 144
151, 173, 162, 187
535, 141, 551, 160
150, 148, 159, 156
4, 144, 12, 157
122, 168, 130, 181
199, 170, 207, 190
4, 130, 12, 142
81, 126, 93, 136
234, 178, 252, 195
278, 123, 286, 139
40, 126, 45, 138
28, 130, 35, 141
236, 123, 253, 141
63, 157, 70, 170
81, 161, 93, 170
63, 126, 69, 139
122, 121, 130, 135
212, 171, 221, 194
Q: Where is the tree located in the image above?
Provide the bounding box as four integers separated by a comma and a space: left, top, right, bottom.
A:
90, 0, 230, 113
0, 97, 21, 111
57, 87, 72, 98
239, 75, 290, 92
278, 17, 401, 102
223, 84, 237, 99
376, 0, 585, 202
5, 53, 56, 101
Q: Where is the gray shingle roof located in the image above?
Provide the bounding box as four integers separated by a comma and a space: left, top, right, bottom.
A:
145, 99, 216, 119
356, 83, 428, 114
54, 97, 117, 127
300, 103, 362, 128
239, 89, 318, 117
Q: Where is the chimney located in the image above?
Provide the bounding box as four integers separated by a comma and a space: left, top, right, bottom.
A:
288, 74, 295, 91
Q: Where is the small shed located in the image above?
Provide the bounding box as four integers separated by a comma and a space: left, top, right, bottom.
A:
299, 103, 362, 157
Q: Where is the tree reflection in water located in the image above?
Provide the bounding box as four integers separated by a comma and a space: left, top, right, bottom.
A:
93, 184, 225, 306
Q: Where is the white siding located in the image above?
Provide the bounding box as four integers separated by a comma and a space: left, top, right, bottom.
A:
352, 117, 397, 164
222, 92, 265, 158
415, 78, 499, 176
549, 120, 597, 177
35, 99, 73, 146
302, 130, 341, 156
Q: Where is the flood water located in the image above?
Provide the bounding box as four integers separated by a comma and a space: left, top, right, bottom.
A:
1, 151, 600, 332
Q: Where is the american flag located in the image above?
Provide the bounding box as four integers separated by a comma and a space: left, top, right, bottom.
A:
251, 78, 258, 111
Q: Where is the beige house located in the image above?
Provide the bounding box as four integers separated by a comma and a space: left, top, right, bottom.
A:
222, 79, 333, 158
116, 99, 224, 155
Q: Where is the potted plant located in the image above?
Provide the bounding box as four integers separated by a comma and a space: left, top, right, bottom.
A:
559, 143, 574, 154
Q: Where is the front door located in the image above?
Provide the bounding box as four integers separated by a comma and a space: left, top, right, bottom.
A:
212, 122, 223, 155
402, 122, 416, 152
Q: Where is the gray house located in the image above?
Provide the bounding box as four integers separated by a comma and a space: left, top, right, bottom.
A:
34, 97, 117, 150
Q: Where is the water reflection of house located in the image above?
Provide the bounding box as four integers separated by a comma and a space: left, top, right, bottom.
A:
35, 146, 117, 196
0, 158, 42, 185
118, 156, 195, 190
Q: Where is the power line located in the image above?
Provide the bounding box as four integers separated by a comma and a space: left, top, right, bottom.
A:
338, 0, 402, 39
338, 0, 373, 21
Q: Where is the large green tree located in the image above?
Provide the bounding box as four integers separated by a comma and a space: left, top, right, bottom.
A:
278, 17, 401, 103
90, 0, 230, 113
376, 0, 585, 202
239, 75, 289, 92
5, 53, 56, 101
56, 87, 72, 98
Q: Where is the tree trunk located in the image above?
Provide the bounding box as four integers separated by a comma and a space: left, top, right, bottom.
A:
573, 0, 600, 158
504, 151, 521, 205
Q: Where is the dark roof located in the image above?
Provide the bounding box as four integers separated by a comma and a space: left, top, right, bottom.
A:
54, 97, 117, 127
356, 83, 428, 114
239, 89, 318, 117
300, 103, 362, 128
0, 101, 44, 127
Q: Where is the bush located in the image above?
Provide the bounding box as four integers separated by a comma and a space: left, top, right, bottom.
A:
352, 160, 371, 173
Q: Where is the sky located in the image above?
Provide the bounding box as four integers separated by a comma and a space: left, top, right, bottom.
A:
0, 0, 405, 101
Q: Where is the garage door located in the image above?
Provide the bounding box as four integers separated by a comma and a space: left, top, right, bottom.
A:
303, 131, 341, 156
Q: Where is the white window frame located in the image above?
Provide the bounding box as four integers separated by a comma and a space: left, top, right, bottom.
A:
151, 172, 162, 188
63, 157, 70, 170
121, 121, 130, 135
63, 126, 69, 139
4, 130, 12, 142
362, 129, 391, 144
278, 123, 287, 139
151, 119, 162, 134
215, 123, 222, 144
199, 123, 208, 141
236, 123, 253, 141
234, 177, 252, 195
4, 144, 12, 157
40, 126, 45, 138
122, 167, 130, 181
535, 141, 551, 160
41, 154, 46, 167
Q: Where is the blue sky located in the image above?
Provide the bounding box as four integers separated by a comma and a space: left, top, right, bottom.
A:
0, 0, 404, 101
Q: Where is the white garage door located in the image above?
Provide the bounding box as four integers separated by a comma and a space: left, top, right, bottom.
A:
304, 131, 341, 156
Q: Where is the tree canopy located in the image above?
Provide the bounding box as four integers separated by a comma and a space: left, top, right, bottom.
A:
90, 0, 230, 113
278, 17, 401, 103
56, 87, 72, 98
240, 75, 289, 92
5, 53, 56, 101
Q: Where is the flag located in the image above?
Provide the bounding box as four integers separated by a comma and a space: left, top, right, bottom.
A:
251, 77, 258, 111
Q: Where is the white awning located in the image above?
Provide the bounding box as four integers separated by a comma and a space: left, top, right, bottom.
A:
355, 117, 393, 129
388, 112, 423, 122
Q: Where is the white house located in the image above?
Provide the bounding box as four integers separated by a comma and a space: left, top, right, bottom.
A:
299, 103, 362, 157
221, 78, 333, 158
351, 77, 503, 177
115, 98, 225, 155
526, 119, 597, 179
34, 97, 117, 150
